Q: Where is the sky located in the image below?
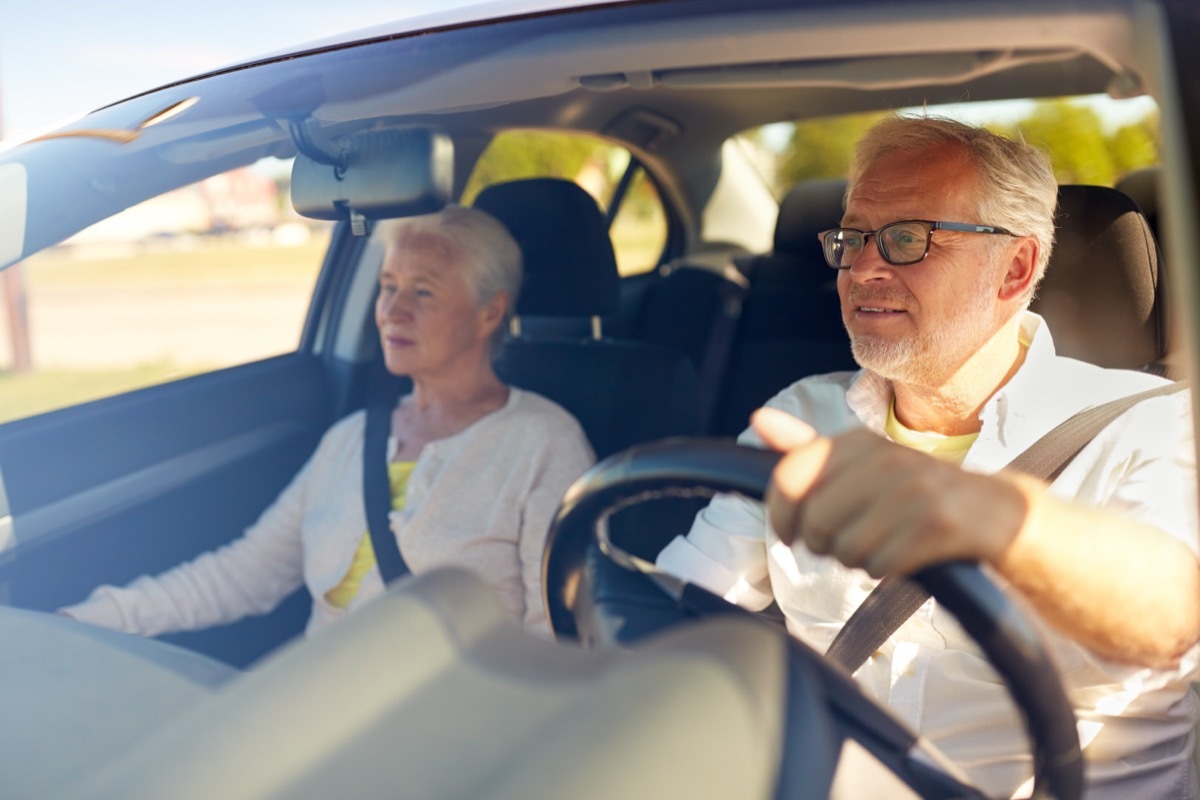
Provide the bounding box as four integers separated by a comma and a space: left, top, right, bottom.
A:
0, 0, 492, 140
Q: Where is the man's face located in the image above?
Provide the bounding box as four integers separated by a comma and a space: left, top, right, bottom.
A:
836, 142, 1010, 387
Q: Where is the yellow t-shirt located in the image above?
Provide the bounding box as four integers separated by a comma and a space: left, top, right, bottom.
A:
884, 333, 1027, 463
884, 403, 977, 464
325, 461, 416, 609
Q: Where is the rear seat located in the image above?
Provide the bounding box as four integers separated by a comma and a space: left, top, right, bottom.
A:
624, 179, 854, 437
711, 178, 855, 437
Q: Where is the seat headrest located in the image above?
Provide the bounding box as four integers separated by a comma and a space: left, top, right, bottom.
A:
473, 178, 620, 317
1115, 167, 1159, 237
1031, 184, 1165, 369
773, 178, 847, 256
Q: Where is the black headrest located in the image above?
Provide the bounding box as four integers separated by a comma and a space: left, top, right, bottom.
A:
1032, 184, 1165, 369
473, 178, 620, 317
773, 178, 847, 256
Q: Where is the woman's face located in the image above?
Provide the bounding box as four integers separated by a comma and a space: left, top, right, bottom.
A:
375, 234, 505, 381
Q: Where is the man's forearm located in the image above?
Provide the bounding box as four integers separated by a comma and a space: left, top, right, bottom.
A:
996, 472, 1200, 668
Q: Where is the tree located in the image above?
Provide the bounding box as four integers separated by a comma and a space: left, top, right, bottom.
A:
777, 112, 885, 190
998, 99, 1115, 184
770, 99, 1159, 192
1108, 110, 1159, 178
460, 131, 616, 205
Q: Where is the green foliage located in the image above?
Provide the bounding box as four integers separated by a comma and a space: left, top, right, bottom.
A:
998, 100, 1116, 184
778, 112, 888, 187
1108, 111, 1159, 177
994, 99, 1158, 186
457, 101, 1158, 215
773, 99, 1158, 191
460, 130, 624, 206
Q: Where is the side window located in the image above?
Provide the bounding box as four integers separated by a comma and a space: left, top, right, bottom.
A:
609, 168, 669, 276
461, 130, 668, 275
0, 158, 332, 423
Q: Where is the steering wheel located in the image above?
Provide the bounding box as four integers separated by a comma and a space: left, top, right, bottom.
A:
543, 438, 1083, 800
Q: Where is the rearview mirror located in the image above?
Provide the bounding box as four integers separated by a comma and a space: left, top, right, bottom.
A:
290, 127, 452, 230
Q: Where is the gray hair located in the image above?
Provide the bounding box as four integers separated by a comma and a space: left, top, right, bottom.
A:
375, 205, 522, 349
847, 115, 1058, 305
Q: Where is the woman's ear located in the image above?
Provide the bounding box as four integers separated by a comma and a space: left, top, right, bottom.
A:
998, 236, 1039, 302
478, 291, 509, 338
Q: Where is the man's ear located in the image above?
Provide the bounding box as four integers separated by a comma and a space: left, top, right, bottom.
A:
998, 237, 1039, 302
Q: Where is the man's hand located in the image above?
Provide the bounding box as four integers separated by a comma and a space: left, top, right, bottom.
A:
751, 407, 1029, 578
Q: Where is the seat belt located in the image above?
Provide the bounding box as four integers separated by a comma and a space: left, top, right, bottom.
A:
363, 401, 409, 584
697, 273, 748, 431
825, 379, 1189, 674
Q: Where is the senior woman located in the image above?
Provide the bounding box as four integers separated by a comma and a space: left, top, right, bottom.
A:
60, 206, 595, 636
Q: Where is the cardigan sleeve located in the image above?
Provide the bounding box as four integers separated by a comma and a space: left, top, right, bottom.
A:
515, 418, 594, 635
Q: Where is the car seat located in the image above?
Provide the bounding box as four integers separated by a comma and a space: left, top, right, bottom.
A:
622, 179, 854, 438
711, 178, 855, 437
472, 178, 708, 557
1032, 183, 1170, 374
472, 177, 703, 461
624, 257, 751, 432
1115, 166, 1160, 241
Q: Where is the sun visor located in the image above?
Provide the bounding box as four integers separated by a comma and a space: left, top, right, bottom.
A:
291, 128, 452, 228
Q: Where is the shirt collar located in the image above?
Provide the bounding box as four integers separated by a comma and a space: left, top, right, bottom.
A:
845, 369, 892, 434
844, 311, 1061, 467
962, 311, 1055, 469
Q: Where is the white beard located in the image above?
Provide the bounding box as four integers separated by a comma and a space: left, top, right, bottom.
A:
845, 272, 998, 387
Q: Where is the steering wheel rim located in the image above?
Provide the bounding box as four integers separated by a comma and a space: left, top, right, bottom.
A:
544, 437, 1083, 800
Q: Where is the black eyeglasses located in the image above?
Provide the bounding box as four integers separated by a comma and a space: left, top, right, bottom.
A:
817, 220, 1018, 269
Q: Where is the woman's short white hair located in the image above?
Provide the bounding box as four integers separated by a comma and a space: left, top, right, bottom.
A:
848, 114, 1058, 306
375, 205, 523, 347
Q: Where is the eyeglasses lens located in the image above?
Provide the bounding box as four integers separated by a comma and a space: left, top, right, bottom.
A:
824, 231, 859, 268
878, 222, 930, 265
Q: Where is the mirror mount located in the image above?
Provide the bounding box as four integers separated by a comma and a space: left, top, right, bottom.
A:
288, 119, 348, 178
291, 126, 453, 232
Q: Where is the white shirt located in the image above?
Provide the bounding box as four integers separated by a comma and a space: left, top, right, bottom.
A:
63, 388, 595, 637
657, 312, 1199, 798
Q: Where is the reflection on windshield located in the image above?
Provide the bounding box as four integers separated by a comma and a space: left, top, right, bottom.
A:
26, 97, 202, 147
0, 164, 27, 268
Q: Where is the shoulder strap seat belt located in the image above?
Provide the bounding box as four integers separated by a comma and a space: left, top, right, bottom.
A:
363, 401, 410, 584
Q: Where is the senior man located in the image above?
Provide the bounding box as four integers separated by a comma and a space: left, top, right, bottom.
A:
657, 115, 1200, 798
